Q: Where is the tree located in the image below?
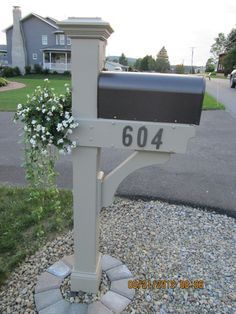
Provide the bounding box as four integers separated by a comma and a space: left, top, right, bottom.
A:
175, 64, 185, 74
134, 58, 142, 70
156, 46, 170, 73
119, 53, 128, 66
205, 58, 215, 72
210, 33, 227, 60
139, 55, 156, 71
226, 28, 236, 51
222, 46, 236, 75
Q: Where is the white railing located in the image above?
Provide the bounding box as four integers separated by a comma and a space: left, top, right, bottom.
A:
43, 62, 71, 72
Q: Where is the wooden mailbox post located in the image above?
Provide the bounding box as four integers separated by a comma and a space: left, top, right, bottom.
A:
57, 18, 205, 293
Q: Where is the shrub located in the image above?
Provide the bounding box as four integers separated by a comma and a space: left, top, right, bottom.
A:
42, 68, 50, 75
33, 64, 42, 74
13, 67, 21, 76
0, 77, 8, 87
25, 65, 31, 75
52, 71, 58, 75
63, 71, 71, 76
2, 66, 15, 77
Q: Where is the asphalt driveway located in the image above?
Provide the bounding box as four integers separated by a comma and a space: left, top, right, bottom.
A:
0, 107, 236, 217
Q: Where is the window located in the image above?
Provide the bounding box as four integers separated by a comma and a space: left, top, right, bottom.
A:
67, 37, 71, 45
32, 53, 37, 60
56, 34, 59, 45
59, 34, 65, 45
42, 35, 48, 45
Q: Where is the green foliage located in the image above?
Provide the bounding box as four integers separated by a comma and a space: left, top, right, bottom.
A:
0, 185, 73, 285
134, 58, 142, 70
42, 68, 50, 75
53, 70, 58, 75
156, 58, 170, 73
210, 32, 227, 59
1, 66, 21, 77
0, 77, 8, 87
175, 64, 185, 74
205, 57, 215, 72
226, 28, 236, 51
14, 80, 78, 238
63, 71, 71, 76
25, 65, 31, 75
222, 47, 236, 75
156, 46, 170, 73
33, 64, 42, 74
119, 53, 128, 66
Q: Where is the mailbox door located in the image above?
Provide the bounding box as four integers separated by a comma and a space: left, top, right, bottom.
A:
98, 72, 205, 125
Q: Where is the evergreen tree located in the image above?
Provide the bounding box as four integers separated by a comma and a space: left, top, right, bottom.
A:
156, 46, 170, 73
119, 53, 128, 66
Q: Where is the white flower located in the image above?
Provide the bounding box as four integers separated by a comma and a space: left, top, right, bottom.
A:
36, 124, 42, 132
67, 147, 72, 154
46, 131, 50, 135
30, 138, 36, 146
71, 141, 77, 148
51, 106, 56, 111
36, 107, 40, 111
68, 116, 73, 123
46, 117, 50, 121
42, 109, 46, 113
42, 150, 47, 155
17, 104, 22, 110
41, 135, 46, 141
44, 93, 48, 98
67, 129, 72, 134
62, 120, 68, 127
44, 78, 49, 82
48, 111, 53, 116
41, 127, 46, 133
56, 123, 64, 132
57, 139, 64, 144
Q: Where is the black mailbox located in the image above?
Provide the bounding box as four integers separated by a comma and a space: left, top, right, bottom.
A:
98, 72, 205, 125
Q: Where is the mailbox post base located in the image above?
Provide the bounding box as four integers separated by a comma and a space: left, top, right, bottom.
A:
70, 252, 102, 293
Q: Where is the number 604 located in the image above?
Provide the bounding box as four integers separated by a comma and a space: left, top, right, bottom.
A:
122, 126, 163, 149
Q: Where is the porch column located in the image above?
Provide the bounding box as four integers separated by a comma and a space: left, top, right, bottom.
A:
65, 52, 67, 71
49, 52, 52, 70
43, 52, 45, 69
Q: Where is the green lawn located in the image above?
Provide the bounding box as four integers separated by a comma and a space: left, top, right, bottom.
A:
203, 92, 225, 110
0, 75, 225, 111
0, 185, 73, 286
0, 74, 70, 111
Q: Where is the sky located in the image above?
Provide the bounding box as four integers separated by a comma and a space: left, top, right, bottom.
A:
0, 0, 236, 66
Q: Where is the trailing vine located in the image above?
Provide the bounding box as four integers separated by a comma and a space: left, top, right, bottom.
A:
14, 79, 78, 238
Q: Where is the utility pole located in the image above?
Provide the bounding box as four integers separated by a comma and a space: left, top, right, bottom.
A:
190, 47, 195, 74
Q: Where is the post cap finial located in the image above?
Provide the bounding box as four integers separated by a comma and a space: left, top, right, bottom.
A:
57, 17, 113, 41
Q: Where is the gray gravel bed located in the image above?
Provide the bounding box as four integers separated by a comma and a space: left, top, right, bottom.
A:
0, 198, 235, 314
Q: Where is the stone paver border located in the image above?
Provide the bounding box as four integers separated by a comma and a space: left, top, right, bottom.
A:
34, 254, 135, 313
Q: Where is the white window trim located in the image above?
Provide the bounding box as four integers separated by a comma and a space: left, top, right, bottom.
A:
56, 34, 59, 45
59, 34, 65, 45
42, 35, 48, 46
67, 37, 71, 45
32, 53, 38, 60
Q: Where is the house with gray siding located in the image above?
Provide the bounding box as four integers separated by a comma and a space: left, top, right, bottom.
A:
2, 6, 71, 73
1, 6, 126, 74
